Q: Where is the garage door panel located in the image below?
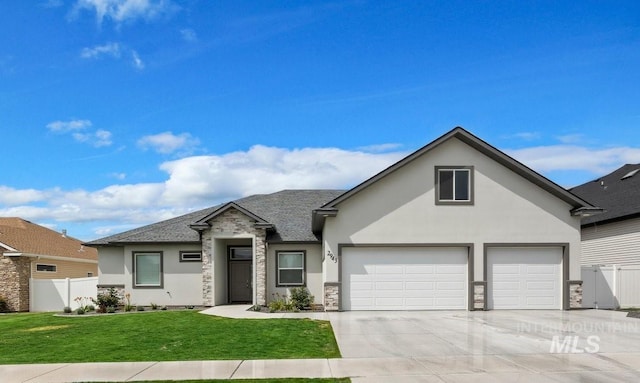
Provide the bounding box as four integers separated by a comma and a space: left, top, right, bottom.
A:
488, 247, 562, 310
342, 246, 468, 311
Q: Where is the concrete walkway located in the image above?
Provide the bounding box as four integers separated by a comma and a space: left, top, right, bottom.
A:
3, 306, 640, 382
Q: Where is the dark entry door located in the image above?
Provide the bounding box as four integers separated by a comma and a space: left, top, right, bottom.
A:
229, 262, 252, 302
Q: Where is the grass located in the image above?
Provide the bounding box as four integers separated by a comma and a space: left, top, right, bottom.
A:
0, 311, 340, 364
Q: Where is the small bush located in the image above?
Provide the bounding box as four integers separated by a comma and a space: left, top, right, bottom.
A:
268, 293, 296, 312
0, 296, 8, 313
136, 305, 145, 311
150, 302, 158, 310
124, 304, 134, 312
76, 308, 85, 315
106, 306, 116, 313
93, 288, 120, 313
63, 306, 72, 314
160, 306, 168, 311
290, 287, 314, 310
86, 305, 95, 312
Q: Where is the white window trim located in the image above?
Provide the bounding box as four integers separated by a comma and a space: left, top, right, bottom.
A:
276, 251, 306, 287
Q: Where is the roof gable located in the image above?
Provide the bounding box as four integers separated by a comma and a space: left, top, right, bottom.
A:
320, 127, 597, 212
570, 163, 640, 225
0, 217, 97, 260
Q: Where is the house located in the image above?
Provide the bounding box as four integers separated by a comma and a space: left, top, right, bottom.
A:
86, 127, 598, 311
0, 217, 98, 311
570, 163, 640, 266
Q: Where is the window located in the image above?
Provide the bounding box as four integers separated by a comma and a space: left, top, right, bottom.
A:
133, 252, 163, 288
36, 264, 57, 272
276, 251, 305, 286
229, 247, 252, 260
180, 251, 202, 262
436, 166, 474, 205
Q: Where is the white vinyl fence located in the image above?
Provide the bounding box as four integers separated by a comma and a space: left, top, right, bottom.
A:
581, 265, 640, 309
29, 277, 98, 312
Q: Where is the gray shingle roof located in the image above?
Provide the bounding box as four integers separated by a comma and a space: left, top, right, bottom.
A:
570, 164, 640, 225
85, 189, 345, 246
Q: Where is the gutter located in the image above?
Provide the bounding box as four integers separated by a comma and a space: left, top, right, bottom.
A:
2, 252, 98, 264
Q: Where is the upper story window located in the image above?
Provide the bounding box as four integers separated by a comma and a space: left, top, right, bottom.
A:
435, 166, 474, 205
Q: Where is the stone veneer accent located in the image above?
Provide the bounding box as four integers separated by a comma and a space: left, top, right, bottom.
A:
0, 254, 30, 311
324, 282, 340, 311
472, 281, 487, 310
568, 280, 583, 309
202, 208, 268, 306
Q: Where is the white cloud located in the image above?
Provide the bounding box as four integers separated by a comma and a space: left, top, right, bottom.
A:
180, 28, 197, 42
159, 145, 407, 204
137, 131, 200, 154
0, 186, 47, 205
72, 0, 178, 26
507, 145, 640, 175
47, 119, 112, 147
357, 143, 403, 153
80, 42, 121, 59
131, 50, 144, 69
72, 129, 113, 146
556, 134, 584, 144
46, 119, 92, 133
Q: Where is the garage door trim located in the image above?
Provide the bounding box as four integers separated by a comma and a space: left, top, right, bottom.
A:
338, 243, 474, 311
483, 243, 570, 310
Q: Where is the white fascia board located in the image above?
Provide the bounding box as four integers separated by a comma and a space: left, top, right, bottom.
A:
14, 252, 98, 264
0, 241, 18, 252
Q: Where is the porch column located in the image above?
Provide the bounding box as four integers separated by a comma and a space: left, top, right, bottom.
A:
255, 231, 267, 306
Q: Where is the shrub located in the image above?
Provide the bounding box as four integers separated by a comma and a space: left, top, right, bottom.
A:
106, 306, 116, 313
268, 293, 296, 313
86, 305, 95, 312
160, 306, 168, 311
0, 296, 8, 313
93, 288, 121, 313
124, 304, 135, 312
289, 287, 314, 310
76, 308, 85, 315
63, 306, 72, 314
136, 305, 145, 311
150, 302, 158, 310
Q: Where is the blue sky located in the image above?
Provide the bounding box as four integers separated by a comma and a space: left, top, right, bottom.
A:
1, 0, 639, 241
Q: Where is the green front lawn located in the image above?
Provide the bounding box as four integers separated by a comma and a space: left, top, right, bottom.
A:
0, 311, 340, 364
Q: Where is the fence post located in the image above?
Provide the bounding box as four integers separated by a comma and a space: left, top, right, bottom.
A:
65, 278, 71, 309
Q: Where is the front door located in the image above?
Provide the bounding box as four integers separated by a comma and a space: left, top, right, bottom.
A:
228, 247, 252, 303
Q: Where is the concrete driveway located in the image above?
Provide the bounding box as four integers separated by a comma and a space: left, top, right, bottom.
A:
328, 309, 640, 381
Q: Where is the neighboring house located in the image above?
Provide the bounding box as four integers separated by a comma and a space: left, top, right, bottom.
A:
0, 217, 98, 311
86, 127, 598, 311
570, 163, 640, 266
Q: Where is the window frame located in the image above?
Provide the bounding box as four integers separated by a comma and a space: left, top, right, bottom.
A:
179, 251, 202, 262
36, 263, 57, 273
276, 251, 306, 287
435, 166, 474, 205
132, 251, 164, 289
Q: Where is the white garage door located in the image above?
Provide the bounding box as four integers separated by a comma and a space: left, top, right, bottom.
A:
487, 247, 562, 310
342, 247, 468, 310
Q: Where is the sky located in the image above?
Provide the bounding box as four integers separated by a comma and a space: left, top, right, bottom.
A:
1, 1, 639, 241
